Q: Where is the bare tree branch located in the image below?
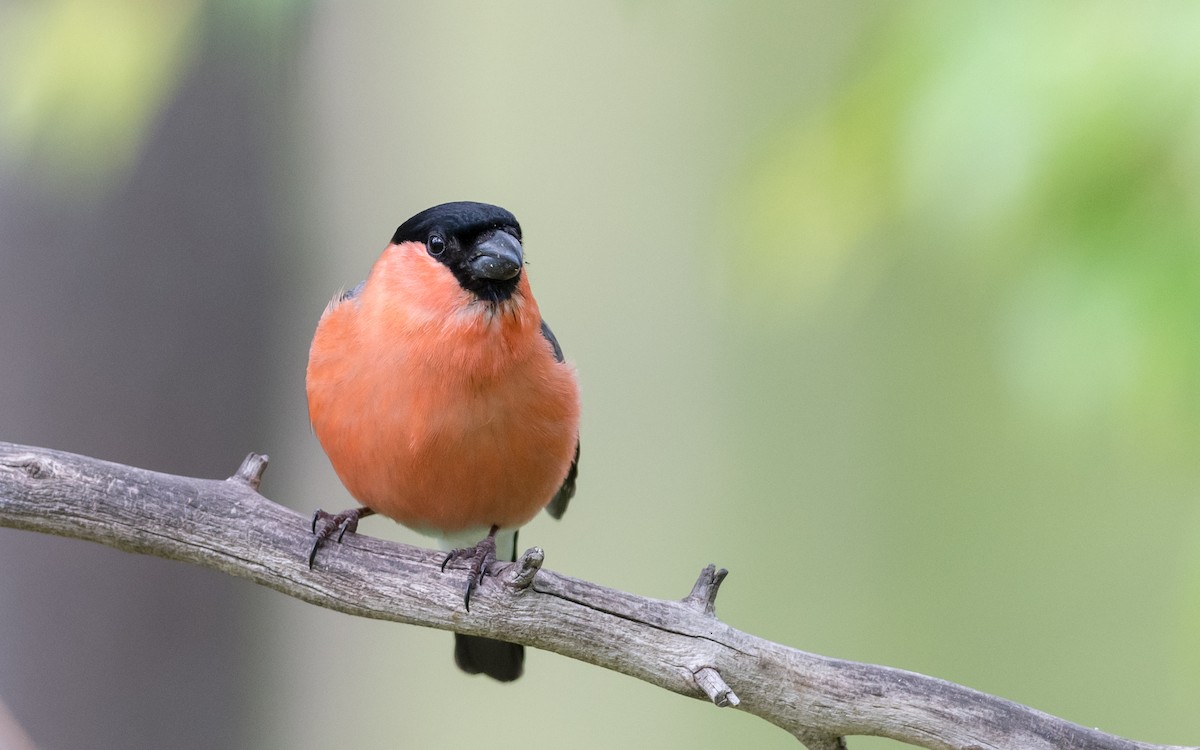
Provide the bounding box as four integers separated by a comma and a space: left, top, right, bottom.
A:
0, 441, 1192, 750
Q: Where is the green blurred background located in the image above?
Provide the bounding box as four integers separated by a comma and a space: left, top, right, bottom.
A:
1, 2, 1198, 748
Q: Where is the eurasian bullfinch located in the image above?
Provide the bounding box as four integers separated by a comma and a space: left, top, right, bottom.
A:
305, 201, 581, 682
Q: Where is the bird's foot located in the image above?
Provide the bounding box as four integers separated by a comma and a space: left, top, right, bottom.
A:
441, 525, 500, 612
307, 506, 376, 568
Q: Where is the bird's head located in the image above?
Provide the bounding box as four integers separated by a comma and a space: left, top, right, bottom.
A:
392, 202, 524, 304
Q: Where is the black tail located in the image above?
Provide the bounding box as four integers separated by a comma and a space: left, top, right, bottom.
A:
452, 528, 523, 681
454, 634, 524, 682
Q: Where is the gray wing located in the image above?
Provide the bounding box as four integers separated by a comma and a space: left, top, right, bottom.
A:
541, 319, 580, 520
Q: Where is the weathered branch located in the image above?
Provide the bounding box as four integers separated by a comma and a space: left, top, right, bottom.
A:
0, 441, 1192, 750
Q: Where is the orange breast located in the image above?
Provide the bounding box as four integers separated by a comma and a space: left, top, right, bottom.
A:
305, 242, 580, 535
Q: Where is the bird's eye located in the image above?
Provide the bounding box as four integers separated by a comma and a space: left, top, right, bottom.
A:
428, 234, 446, 256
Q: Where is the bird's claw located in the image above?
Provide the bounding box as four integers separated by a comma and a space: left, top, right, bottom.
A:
441, 527, 499, 612
307, 506, 374, 568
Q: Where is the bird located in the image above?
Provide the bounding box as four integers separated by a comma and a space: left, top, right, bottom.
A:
304, 201, 580, 682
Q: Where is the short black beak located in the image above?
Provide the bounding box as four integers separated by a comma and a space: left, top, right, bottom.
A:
469, 231, 523, 281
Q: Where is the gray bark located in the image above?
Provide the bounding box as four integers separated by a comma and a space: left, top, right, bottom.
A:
1, 442, 1194, 750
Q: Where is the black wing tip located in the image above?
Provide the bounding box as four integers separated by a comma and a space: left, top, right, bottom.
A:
545, 440, 580, 520
540, 319, 565, 363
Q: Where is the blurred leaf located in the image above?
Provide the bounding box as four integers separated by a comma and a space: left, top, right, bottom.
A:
731, 3, 1200, 435
0, 0, 202, 190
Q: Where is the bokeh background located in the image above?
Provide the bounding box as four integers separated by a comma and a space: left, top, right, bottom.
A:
2, 2, 1199, 748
